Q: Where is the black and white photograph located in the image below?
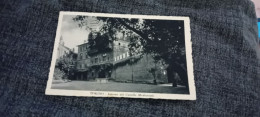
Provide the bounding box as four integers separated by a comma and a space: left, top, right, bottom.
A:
45, 12, 196, 100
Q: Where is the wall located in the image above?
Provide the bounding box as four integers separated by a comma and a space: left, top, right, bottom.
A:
111, 54, 168, 84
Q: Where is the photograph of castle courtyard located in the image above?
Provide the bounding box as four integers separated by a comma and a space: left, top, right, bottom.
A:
46, 12, 195, 99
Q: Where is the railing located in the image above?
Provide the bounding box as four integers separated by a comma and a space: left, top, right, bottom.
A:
89, 61, 113, 67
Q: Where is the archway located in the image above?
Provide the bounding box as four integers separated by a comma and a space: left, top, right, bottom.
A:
98, 70, 106, 78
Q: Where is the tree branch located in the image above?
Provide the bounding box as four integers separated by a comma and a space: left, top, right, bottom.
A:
116, 18, 149, 41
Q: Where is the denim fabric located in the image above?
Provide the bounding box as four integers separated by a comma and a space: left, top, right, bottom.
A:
0, 0, 259, 116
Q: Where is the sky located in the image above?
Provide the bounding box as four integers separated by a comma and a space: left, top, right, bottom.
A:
60, 15, 90, 52
60, 1, 260, 50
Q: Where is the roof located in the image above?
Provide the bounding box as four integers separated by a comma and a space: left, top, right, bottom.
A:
77, 43, 89, 47
59, 43, 77, 55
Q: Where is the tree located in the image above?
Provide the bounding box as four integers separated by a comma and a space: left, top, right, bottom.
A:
87, 32, 112, 55
73, 16, 188, 87
56, 51, 77, 80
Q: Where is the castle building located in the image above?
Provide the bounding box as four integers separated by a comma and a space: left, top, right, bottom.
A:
75, 31, 168, 84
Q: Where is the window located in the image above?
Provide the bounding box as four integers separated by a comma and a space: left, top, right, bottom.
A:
81, 64, 84, 68
95, 58, 98, 63
85, 53, 88, 59
103, 55, 106, 61
80, 53, 83, 59
77, 63, 81, 69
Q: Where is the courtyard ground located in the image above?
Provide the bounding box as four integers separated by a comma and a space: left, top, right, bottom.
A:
51, 80, 189, 94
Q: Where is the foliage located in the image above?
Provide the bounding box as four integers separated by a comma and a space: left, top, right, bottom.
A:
87, 32, 112, 55
73, 16, 188, 86
53, 68, 66, 80
56, 51, 77, 78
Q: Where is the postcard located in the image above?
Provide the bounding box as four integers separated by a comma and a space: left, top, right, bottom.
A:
45, 11, 196, 100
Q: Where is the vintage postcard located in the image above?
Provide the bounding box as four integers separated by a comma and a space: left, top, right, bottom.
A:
45, 11, 196, 100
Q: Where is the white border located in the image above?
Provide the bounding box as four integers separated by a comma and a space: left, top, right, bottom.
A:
45, 11, 196, 100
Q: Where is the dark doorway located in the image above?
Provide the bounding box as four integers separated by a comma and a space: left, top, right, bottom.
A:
98, 70, 106, 78
83, 72, 88, 80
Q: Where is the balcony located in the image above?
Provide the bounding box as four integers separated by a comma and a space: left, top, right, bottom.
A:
87, 44, 113, 56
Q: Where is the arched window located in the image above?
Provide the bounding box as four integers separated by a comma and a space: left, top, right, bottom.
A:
85, 53, 88, 59
80, 53, 83, 59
